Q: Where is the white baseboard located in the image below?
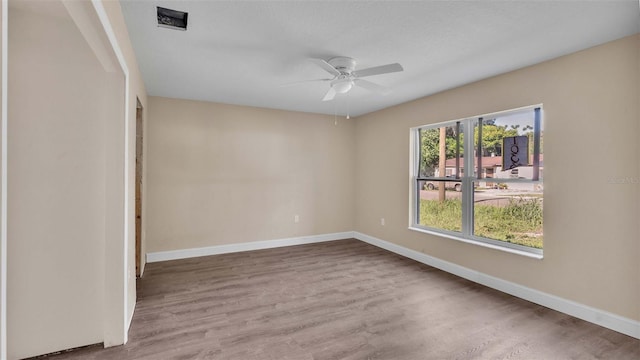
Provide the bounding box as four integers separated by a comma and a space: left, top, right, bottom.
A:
146, 231, 355, 263
354, 231, 640, 340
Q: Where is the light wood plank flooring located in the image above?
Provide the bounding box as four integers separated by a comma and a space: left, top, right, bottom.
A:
35, 239, 639, 359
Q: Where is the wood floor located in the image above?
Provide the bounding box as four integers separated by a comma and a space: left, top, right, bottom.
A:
37, 239, 639, 359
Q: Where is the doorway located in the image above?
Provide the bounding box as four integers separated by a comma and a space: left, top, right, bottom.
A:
135, 98, 143, 277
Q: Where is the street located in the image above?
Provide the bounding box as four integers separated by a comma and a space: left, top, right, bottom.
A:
420, 188, 541, 207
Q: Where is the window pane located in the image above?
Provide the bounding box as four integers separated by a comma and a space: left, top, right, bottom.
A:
418, 180, 462, 232
476, 111, 542, 180
418, 124, 463, 178
473, 183, 543, 248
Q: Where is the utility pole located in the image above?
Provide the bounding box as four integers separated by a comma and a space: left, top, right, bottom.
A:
438, 127, 446, 202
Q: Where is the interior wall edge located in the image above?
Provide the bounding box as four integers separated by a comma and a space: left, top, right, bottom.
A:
0, 0, 7, 358
98, 1, 150, 338
90, 0, 129, 348
62, 0, 117, 73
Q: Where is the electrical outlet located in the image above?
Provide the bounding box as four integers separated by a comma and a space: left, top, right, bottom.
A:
381, 218, 385, 226
294, 215, 299, 223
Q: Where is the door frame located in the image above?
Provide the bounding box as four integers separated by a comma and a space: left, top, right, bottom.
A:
135, 98, 143, 278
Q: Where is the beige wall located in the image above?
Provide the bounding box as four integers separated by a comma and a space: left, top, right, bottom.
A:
146, 97, 355, 252
5, 1, 148, 356
6, 3, 121, 358
6, 1, 149, 355
354, 35, 640, 321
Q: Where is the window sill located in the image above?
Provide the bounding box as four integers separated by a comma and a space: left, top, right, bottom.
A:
408, 226, 544, 260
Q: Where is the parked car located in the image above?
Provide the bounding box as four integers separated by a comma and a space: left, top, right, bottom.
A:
424, 181, 461, 192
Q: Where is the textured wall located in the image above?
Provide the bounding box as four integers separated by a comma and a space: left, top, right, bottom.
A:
354, 35, 639, 321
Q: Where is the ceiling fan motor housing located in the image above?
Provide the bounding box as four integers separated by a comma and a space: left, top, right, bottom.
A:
328, 57, 356, 74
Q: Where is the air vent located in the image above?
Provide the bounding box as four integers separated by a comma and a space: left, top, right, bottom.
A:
157, 7, 188, 31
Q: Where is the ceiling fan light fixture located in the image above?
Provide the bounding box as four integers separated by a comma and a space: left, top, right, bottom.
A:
332, 80, 353, 94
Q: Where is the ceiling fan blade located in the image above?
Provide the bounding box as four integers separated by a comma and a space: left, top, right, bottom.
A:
354, 79, 391, 95
279, 78, 332, 87
310, 58, 341, 77
353, 63, 403, 78
322, 87, 337, 101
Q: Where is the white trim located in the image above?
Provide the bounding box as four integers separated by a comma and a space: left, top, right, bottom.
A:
1, 0, 8, 357
126, 304, 135, 334
408, 226, 543, 259
146, 232, 355, 263
91, 0, 131, 346
353, 231, 640, 339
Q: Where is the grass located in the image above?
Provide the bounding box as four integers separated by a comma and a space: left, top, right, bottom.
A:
419, 196, 543, 249
419, 199, 463, 232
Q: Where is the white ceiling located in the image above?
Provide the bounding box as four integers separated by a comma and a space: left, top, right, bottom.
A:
120, 1, 639, 117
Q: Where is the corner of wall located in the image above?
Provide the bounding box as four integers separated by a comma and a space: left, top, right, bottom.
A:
0, 0, 7, 358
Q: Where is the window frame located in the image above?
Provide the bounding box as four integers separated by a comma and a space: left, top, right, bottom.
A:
409, 105, 544, 258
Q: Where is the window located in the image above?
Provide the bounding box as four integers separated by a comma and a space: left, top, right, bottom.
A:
411, 106, 543, 256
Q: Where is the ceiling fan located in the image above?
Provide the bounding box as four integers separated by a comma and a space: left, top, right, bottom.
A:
292, 57, 403, 101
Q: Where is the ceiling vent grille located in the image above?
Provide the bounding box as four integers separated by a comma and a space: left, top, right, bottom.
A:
157, 7, 188, 31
